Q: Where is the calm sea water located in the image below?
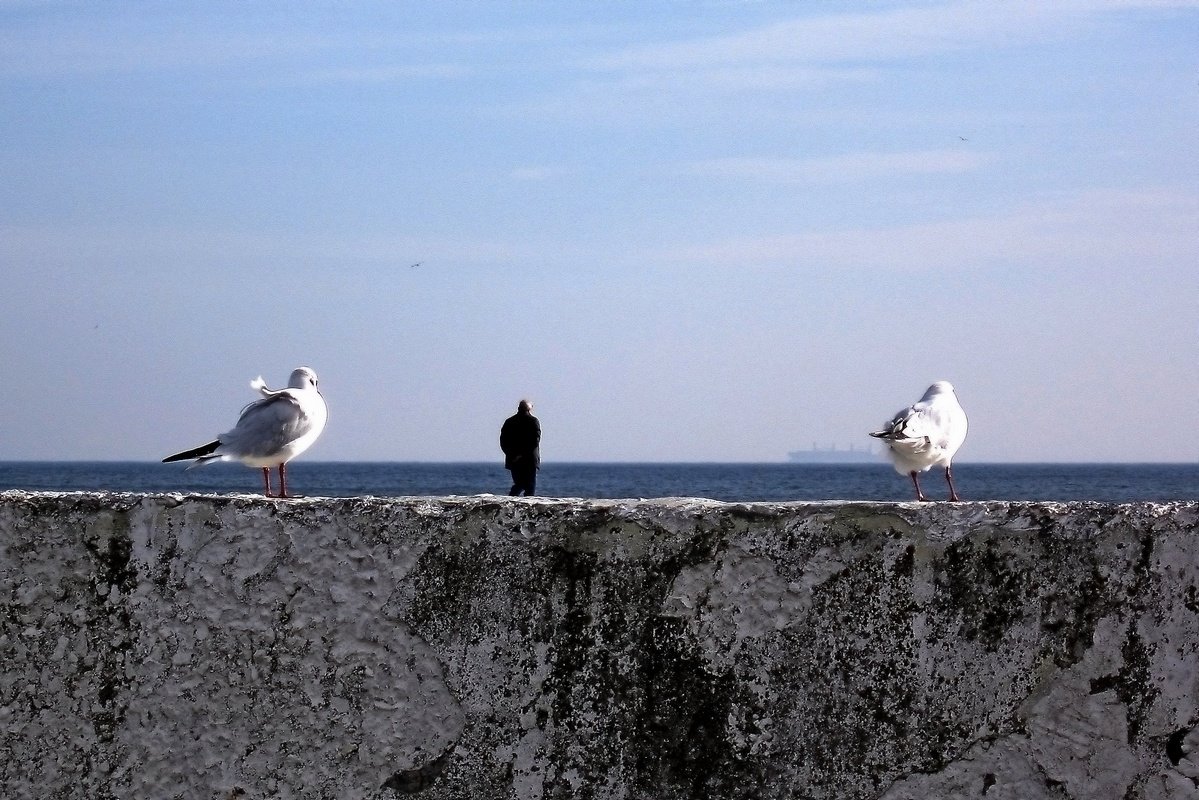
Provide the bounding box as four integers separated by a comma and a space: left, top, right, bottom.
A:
0, 462, 1194, 502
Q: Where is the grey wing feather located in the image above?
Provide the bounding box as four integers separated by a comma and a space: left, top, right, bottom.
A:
222, 394, 313, 458
871, 405, 941, 450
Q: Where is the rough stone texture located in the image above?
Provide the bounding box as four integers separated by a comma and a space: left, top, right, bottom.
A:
1, 492, 1198, 799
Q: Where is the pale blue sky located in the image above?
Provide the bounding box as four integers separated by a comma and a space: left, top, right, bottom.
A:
1, 1, 1196, 463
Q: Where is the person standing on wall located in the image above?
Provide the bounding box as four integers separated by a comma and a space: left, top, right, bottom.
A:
500, 399, 541, 496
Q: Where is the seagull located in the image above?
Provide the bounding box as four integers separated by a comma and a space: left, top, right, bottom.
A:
162, 366, 328, 498
869, 381, 968, 502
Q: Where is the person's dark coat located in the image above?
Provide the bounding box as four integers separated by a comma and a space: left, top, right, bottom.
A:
500, 410, 541, 470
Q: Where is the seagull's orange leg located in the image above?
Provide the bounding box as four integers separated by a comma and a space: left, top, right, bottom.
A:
261, 467, 274, 497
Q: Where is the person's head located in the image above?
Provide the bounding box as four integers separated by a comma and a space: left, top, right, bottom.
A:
518, 399, 533, 414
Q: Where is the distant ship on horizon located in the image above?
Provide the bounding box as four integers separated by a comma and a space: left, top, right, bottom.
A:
787, 443, 879, 464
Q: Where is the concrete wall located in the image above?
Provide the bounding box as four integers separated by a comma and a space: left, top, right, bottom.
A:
1, 492, 1198, 800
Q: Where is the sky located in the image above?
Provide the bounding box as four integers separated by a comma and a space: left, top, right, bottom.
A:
1, 1, 1196, 464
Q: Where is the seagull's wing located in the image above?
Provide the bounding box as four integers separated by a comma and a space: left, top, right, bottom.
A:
915, 404, 956, 448
871, 402, 950, 452
222, 393, 316, 459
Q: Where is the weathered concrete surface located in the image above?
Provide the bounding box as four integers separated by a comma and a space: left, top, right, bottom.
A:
1, 493, 1198, 800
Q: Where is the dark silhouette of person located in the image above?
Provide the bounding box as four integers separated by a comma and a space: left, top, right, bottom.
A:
500, 399, 540, 496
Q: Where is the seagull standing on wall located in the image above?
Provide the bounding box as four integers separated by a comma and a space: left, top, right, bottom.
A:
162, 367, 328, 498
869, 381, 968, 502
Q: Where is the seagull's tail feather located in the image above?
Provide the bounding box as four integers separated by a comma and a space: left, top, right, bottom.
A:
162, 440, 221, 463
185, 454, 225, 470
250, 375, 268, 393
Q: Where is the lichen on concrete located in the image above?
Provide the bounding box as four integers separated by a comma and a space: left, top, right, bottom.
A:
1, 492, 1197, 799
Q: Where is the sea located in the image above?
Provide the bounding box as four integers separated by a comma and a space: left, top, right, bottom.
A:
0, 462, 1194, 503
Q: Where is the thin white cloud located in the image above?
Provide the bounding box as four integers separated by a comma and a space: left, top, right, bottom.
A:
1089, 0, 1199, 7
586, 64, 880, 94
0, 26, 334, 78
650, 188, 1199, 272
586, 4, 1045, 72
588, 0, 1199, 74
687, 150, 992, 184
301, 64, 471, 84
512, 0, 1198, 124
0, 223, 532, 272
0, 14, 562, 81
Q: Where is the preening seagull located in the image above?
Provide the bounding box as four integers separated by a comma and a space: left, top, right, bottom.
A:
869, 381, 968, 501
162, 367, 328, 498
